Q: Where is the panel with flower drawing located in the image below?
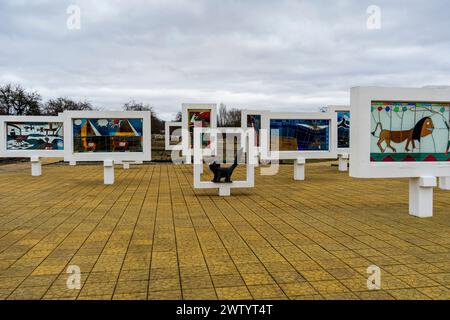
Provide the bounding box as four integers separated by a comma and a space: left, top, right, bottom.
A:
370, 101, 450, 162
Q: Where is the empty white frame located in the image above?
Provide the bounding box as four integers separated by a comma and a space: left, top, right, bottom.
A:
164, 121, 182, 151
193, 127, 255, 196
260, 112, 337, 160
63, 111, 151, 162
349, 86, 450, 179
181, 103, 217, 158
0, 115, 65, 158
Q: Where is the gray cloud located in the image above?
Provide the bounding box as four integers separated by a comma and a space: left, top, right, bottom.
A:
1, 0, 449, 120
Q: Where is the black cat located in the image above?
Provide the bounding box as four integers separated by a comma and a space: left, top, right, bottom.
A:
209, 155, 238, 183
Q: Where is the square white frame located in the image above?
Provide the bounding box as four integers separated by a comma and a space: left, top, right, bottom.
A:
350, 86, 450, 178
63, 111, 151, 162
0, 115, 65, 158
327, 105, 350, 154
193, 127, 255, 191
164, 121, 182, 151
182, 103, 217, 157
261, 112, 337, 160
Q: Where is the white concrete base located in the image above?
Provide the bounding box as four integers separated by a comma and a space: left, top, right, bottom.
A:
218, 186, 231, 197
31, 156, 42, 176
409, 177, 436, 218
185, 156, 192, 164
69, 161, 76, 166
104, 160, 115, 185
123, 162, 130, 170
439, 177, 450, 190
338, 153, 349, 172
294, 157, 306, 181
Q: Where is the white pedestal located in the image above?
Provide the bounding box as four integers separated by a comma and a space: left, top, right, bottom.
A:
69, 161, 76, 166
31, 156, 42, 176
338, 153, 349, 172
104, 160, 114, 185
219, 186, 231, 196
123, 162, 130, 170
409, 177, 436, 218
185, 155, 192, 164
439, 177, 450, 190
294, 157, 306, 181
135, 160, 143, 165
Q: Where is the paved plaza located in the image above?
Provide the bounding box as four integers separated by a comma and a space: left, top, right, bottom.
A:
0, 161, 449, 300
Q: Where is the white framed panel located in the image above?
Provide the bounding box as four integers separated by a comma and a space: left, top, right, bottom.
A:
0, 116, 65, 158
327, 105, 350, 154
181, 103, 217, 157
63, 111, 151, 162
261, 112, 337, 160
164, 121, 182, 151
350, 86, 450, 178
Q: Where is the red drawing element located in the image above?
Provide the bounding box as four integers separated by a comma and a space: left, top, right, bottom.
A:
424, 155, 437, 161
377, 107, 383, 111
382, 156, 395, 161
402, 155, 416, 162
370, 157, 375, 161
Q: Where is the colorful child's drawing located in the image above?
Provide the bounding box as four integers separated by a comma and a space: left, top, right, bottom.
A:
73, 118, 143, 153
370, 101, 450, 161
337, 111, 350, 149
187, 110, 211, 147
6, 122, 64, 150
247, 114, 261, 146
270, 119, 330, 151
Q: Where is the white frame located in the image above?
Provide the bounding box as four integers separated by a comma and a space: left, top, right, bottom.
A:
261, 112, 337, 160
0, 116, 65, 158
164, 121, 182, 151
182, 103, 217, 157
193, 127, 255, 194
63, 111, 151, 162
350, 86, 450, 178
327, 105, 350, 154
241, 109, 268, 153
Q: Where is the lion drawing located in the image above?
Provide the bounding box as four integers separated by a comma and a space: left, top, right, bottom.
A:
372, 117, 434, 153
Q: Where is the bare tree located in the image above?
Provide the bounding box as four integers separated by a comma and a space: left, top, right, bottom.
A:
0, 83, 41, 115
123, 100, 164, 134
217, 103, 241, 127
42, 97, 94, 115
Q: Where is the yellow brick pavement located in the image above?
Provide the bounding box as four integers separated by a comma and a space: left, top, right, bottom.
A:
0, 161, 449, 300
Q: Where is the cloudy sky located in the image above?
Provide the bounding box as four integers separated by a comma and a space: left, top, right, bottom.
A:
1, 0, 449, 120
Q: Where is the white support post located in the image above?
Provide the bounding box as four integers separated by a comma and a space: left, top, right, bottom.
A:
218, 186, 231, 197
31, 156, 42, 176
294, 157, 306, 181
123, 162, 130, 170
409, 177, 436, 218
69, 161, 76, 166
438, 177, 450, 190
338, 153, 349, 172
104, 160, 115, 185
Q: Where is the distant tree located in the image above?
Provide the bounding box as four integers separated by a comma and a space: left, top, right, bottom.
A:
123, 100, 164, 134
0, 83, 41, 115
42, 97, 94, 115
217, 103, 241, 127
